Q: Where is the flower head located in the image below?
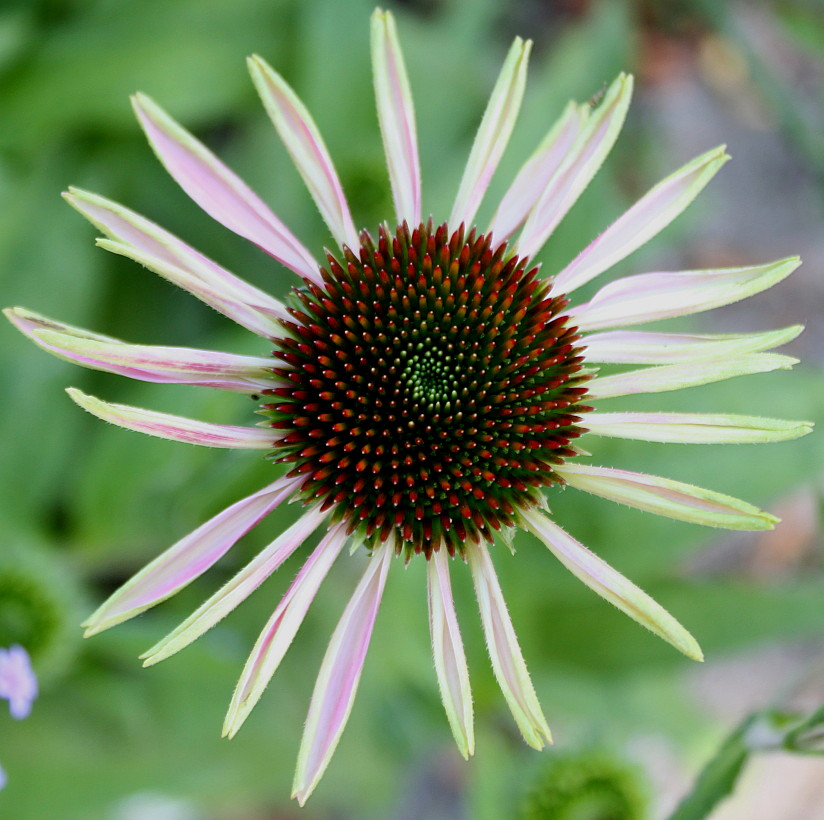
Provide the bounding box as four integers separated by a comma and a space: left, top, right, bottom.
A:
0, 645, 37, 721
5, 7, 811, 805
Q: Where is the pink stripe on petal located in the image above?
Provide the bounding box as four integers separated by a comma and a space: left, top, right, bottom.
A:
427, 548, 474, 758
67, 388, 275, 449
222, 521, 349, 739
143, 506, 328, 666
570, 257, 801, 331
467, 541, 551, 750
82, 476, 299, 635
450, 37, 532, 229
249, 56, 360, 251
522, 508, 702, 660
131, 95, 320, 283
555, 146, 729, 294
371, 9, 421, 226
293, 541, 393, 805
489, 101, 585, 241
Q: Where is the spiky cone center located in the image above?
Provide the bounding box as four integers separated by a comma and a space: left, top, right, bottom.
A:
267, 221, 591, 557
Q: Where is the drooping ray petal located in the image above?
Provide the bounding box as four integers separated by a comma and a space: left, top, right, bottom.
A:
67, 388, 275, 449
557, 463, 778, 530
130, 95, 320, 282
97, 238, 281, 339
516, 73, 633, 259
82, 476, 298, 635
449, 37, 532, 229
248, 56, 359, 251
584, 412, 814, 444
65, 188, 293, 316
521, 508, 702, 660
570, 257, 801, 331
222, 522, 349, 739
427, 548, 474, 759
586, 353, 797, 400
555, 146, 730, 294
142, 507, 328, 667
293, 541, 393, 806
467, 541, 551, 750
489, 101, 586, 241
371, 8, 421, 226
7, 312, 277, 393
582, 326, 804, 365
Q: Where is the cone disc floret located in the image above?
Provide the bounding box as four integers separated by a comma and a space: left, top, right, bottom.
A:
267, 222, 591, 556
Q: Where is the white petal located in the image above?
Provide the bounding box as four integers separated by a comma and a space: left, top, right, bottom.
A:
222, 521, 349, 739
467, 541, 551, 749
131, 95, 320, 282
586, 354, 797, 400
584, 412, 814, 444
521, 508, 702, 660
557, 463, 778, 530
449, 37, 532, 229
427, 548, 474, 758
489, 101, 586, 241
292, 541, 393, 805
66, 388, 275, 449
555, 146, 730, 294
570, 257, 801, 331
581, 326, 804, 365
82, 476, 297, 635
248, 56, 359, 250
517, 74, 633, 259
371, 8, 421, 226
142, 507, 327, 666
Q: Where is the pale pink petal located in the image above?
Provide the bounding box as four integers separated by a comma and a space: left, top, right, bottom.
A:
557, 463, 778, 530
66, 388, 275, 449
586, 354, 797, 400
82, 476, 298, 635
449, 37, 532, 229
554, 146, 729, 294
521, 508, 702, 660
517, 74, 633, 260
584, 412, 813, 444
131, 95, 320, 282
0, 646, 37, 720
467, 541, 551, 749
489, 100, 586, 241
569, 257, 801, 331
222, 522, 350, 739
292, 541, 393, 805
5, 309, 278, 393
248, 56, 359, 250
581, 326, 804, 364
371, 9, 421, 226
143, 506, 328, 666
427, 548, 474, 758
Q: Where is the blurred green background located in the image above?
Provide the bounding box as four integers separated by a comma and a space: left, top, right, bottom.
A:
1, 0, 823, 817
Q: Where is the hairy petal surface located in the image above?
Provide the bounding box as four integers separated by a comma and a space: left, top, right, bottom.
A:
67, 388, 275, 449
584, 412, 814, 444
222, 521, 349, 739
522, 508, 702, 660
131, 95, 320, 282
555, 146, 729, 294
467, 541, 551, 749
293, 541, 393, 806
142, 507, 328, 666
371, 8, 421, 226
557, 463, 778, 530
450, 37, 532, 229
428, 548, 474, 759
249, 56, 359, 251
82, 477, 298, 635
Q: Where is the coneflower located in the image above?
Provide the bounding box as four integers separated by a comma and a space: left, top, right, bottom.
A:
5, 8, 811, 805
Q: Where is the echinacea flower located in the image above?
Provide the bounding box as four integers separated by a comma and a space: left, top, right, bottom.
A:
5, 8, 812, 805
